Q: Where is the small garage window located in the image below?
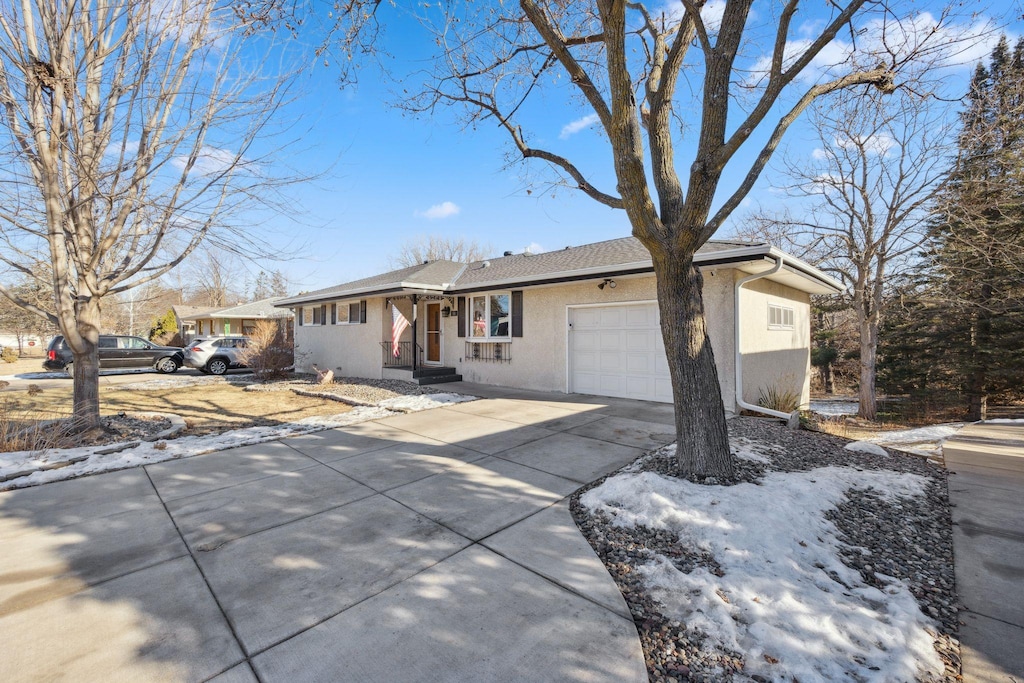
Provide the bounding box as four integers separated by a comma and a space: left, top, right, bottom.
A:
768, 303, 794, 329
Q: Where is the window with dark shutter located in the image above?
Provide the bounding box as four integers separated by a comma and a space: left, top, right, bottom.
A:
511, 290, 523, 337
349, 302, 359, 323
359, 300, 367, 324
331, 303, 337, 325
457, 296, 466, 338
320, 305, 327, 325
312, 307, 320, 325
297, 307, 303, 326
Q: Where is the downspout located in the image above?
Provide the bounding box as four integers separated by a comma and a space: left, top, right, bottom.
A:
734, 255, 798, 421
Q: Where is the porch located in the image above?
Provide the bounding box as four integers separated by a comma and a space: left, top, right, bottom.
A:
379, 341, 462, 386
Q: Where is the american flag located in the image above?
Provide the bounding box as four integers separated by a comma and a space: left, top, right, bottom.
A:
392, 305, 410, 357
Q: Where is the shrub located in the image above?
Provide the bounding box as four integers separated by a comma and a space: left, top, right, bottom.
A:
149, 309, 179, 345
238, 320, 293, 380
0, 399, 67, 453
757, 384, 800, 413
1, 347, 18, 363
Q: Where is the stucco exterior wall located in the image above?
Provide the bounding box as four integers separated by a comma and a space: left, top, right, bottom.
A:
293, 299, 383, 378
735, 275, 812, 409
446, 270, 737, 407
288, 267, 813, 412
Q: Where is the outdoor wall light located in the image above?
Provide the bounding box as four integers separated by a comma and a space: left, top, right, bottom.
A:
598, 278, 617, 290
442, 306, 451, 317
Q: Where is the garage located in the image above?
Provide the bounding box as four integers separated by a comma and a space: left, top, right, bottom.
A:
568, 302, 673, 403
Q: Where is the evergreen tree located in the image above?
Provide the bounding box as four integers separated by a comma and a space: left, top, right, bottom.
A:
919, 36, 1024, 419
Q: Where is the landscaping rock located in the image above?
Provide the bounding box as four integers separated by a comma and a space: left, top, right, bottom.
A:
571, 416, 959, 682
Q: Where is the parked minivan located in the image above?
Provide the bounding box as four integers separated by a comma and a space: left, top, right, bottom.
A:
43, 335, 184, 377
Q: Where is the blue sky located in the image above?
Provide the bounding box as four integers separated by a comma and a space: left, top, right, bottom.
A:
240, 1, 1023, 294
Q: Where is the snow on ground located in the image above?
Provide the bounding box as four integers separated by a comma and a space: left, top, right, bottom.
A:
0, 368, 156, 381
729, 437, 785, 464
581, 466, 943, 683
870, 423, 964, 445
376, 393, 478, 412
0, 392, 476, 491
808, 399, 859, 416
844, 441, 890, 457
985, 418, 1024, 424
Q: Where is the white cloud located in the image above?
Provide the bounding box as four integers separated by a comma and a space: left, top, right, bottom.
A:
811, 148, 829, 160
171, 146, 238, 176
415, 201, 461, 220
559, 114, 601, 139
836, 133, 896, 156
746, 12, 1004, 86
656, 0, 743, 32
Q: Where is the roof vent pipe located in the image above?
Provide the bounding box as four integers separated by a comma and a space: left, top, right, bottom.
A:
481, 261, 491, 268
734, 255, 800, 422
503, 251, 513, 256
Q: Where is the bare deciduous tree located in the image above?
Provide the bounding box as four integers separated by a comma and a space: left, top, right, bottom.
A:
323, 0, 967, 479
388, 235, 492, 269
741, 85, 953, 420
0, 0, 296, 428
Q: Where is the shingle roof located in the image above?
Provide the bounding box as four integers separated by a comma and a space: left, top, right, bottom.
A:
172, 305, 216, 321
275, 260, 466, 306
273, 236, 788, 307
452, 237, 762, 289
203, 297, 292, 319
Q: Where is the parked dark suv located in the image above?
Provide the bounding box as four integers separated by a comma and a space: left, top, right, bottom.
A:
43, 335, 184, 377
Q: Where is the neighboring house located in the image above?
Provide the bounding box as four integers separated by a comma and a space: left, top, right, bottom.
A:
174, 298, 293, 342
171, 305, 214, 341
274, 237, 842, 411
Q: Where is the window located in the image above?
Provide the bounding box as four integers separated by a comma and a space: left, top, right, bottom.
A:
349, 302, 361, 323
336, 303, 349, 324
302, 307, 313, 326
768, 303, 795, 329
468, 292, 511, 339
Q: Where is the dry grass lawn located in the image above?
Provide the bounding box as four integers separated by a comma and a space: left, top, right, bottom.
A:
4, 381, 352, 436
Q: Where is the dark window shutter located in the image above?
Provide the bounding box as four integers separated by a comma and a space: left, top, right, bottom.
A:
320, 305, 327, 325
297, 307, 303, 326
511, 290, 523, 337
331, 303, 336, 325
457, 297, 466, 338
359, 300, 367, 324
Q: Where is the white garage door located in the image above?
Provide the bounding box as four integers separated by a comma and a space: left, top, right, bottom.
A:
569, 303, 673, 403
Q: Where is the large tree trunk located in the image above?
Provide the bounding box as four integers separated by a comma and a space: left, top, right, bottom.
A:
653, 253, 733, 481
966, 289, 992, 422
69, 298, 103, 430
858, 318, 878, 421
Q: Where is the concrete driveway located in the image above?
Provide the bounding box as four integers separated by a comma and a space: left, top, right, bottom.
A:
0, 383, 675, 682
944, 421, 1024, 682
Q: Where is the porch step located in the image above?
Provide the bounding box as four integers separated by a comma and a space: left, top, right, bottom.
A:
417, 373, 463, 386
412, 366, 462, 385
412, 366, 458, 378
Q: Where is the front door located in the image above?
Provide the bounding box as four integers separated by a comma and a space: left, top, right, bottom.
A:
426, 302, 442, 365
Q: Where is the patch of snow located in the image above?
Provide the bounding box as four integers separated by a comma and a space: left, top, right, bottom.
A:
809, 399, 859, 416
0, 372, 67, 380
580, 466, 941, 682
0, 390, 478, 491
376, 393, 477, 412
984, 418, 1024, 424
844, 441, 890, 457
869, 423, 963, 446
730, 436, 784, 464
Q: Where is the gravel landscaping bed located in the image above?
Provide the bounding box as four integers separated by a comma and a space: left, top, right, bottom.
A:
571, 416, 958, 682
243, 375, 447, 404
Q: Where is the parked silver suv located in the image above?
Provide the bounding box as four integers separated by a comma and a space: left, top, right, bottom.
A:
182, 337, 250, 375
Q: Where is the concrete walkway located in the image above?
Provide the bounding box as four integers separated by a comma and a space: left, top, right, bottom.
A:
0, 383, 673, 682
945, 421, 1024, 682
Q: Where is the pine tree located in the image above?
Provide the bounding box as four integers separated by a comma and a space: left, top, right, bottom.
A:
920, 36, 1024, 419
